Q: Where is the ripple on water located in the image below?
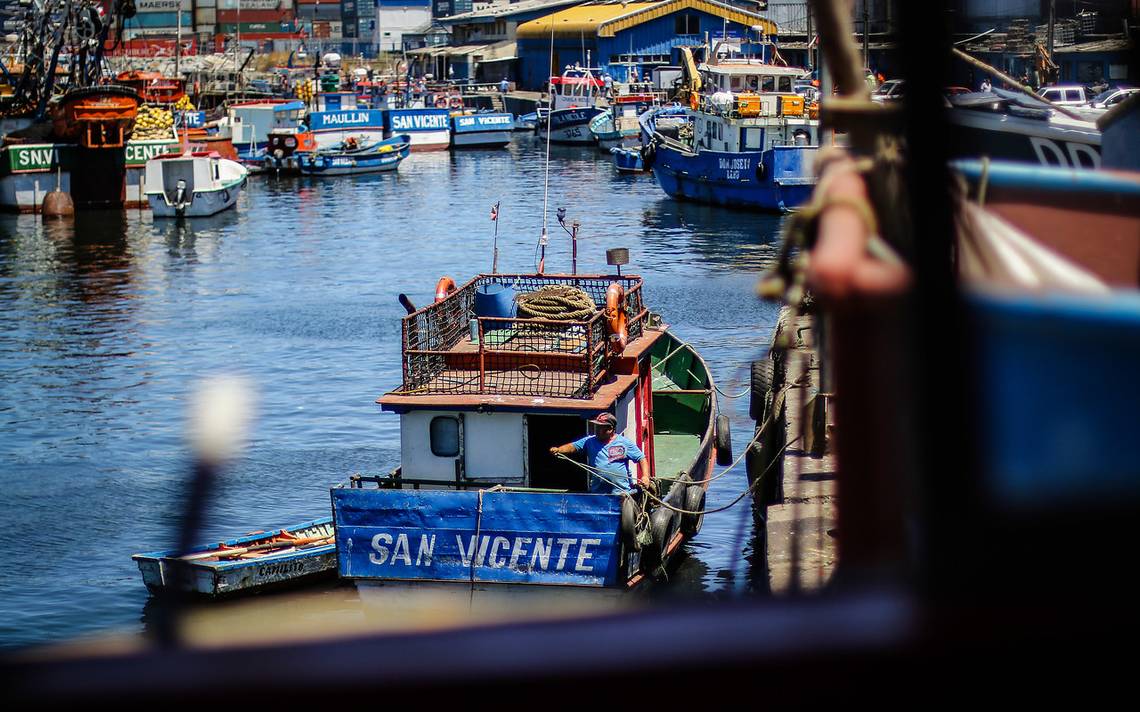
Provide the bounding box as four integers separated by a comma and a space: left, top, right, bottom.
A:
0, 134, 783, 649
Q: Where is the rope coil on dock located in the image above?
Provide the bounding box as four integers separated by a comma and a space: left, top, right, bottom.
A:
516, 285, 597, 320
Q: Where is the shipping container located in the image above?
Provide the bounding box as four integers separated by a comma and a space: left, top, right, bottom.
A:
194, 8, 217, 24
195, 0, 217, 7
217, 0, 294, 9
217, 21, 298, 33
129, 11, 193, 27
295, 4, 340, 20
216, 9, 294, 22
135, 0, 190, 11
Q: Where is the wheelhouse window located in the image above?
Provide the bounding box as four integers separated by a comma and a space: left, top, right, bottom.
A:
761, 75, 775, 92
778, 76, 792, 92
430, 416, 460, 457
674, 14, 699, 35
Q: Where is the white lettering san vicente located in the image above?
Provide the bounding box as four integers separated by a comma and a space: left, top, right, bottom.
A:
367, 532, 603, 573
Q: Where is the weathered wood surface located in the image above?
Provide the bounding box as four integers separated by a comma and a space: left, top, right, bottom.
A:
766, 313, 838, 595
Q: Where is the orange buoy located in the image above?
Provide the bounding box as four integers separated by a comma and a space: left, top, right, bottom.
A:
605, 283, 628, 354
435, 276, 457, 303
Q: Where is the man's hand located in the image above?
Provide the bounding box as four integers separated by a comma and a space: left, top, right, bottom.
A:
549, 446, 560, 456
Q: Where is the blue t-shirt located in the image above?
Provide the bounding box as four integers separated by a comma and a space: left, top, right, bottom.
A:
571, 433, 644, 493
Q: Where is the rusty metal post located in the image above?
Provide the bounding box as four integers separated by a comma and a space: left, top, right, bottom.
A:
478, 319, 486, 393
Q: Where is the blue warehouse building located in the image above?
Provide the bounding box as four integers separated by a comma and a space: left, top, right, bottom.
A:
515, 0, 779, 90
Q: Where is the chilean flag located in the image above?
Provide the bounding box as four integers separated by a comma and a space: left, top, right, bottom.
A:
490, 203, 499, 222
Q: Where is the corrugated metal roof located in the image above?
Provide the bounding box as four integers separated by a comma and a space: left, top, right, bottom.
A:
516, 0, 776, 40
516, 2, 659, 38
439, 0, 584, 25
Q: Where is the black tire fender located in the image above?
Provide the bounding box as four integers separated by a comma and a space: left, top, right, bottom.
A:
620, 496, 640, 551
681, 484, 705, 536
749, 359, 774, 421
715, 413, 732, 465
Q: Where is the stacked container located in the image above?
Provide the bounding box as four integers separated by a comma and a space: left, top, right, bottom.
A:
216, 0, 297, 38
124, 0, 193, 40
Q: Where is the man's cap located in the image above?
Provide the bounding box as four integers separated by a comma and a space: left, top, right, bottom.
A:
588, 413, 617, 427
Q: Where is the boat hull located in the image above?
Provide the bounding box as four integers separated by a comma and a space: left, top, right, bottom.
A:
299, 136, 411, 176
548, 107, 604, 144
947, 108, 1102, 169
611, 146, 646, 172
451, 113, 514, 149
387, 108, 452, 151
649, 142, 817, 212
148, 179, 243, 217
133, 518, 337, 597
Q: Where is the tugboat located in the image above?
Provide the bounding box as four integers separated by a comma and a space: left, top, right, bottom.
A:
330, 254, 730, 588
641, 45, 819, 212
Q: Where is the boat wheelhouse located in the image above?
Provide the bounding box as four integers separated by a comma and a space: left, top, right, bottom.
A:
219, 100, 308, 168
643, 55, 819, 212
590, 83, 665, 151
331, 271, 726, 588
547, 67, 606, 144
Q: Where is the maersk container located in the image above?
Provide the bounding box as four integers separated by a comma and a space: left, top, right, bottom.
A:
129, 11, 193, 27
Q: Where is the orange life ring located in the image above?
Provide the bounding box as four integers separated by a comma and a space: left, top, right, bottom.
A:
605, 283, 628, 354
435, 276, 457, 303
434, 96, 448, 108
689, 91, 699, 110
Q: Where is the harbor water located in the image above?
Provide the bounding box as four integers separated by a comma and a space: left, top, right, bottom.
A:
0, 136, 786, 650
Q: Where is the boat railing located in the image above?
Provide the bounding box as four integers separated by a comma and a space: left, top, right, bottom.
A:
399, 274, 647, 399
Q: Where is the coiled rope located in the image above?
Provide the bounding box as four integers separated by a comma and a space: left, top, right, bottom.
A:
516, 285, 596, 321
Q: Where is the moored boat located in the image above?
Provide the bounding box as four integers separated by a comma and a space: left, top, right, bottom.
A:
144, 151, 248, 218
298, 134, 411, 176
49, 85, 140, 149
386, 107, 452, 151
590, 84, 662, 151
132, 517, 337, 597
547, 67, 606, 144
450, 112, 514, 148
331, 269, 726, 588
642, 48, 819, 213
611, 145, 647, 172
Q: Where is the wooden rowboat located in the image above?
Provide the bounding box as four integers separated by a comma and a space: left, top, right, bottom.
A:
132, 517, 337, 597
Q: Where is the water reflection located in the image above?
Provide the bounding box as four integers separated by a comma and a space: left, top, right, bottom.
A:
0, 134, 783, 650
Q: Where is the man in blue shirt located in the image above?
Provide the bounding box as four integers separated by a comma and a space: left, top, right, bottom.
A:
549, 413, 648, 494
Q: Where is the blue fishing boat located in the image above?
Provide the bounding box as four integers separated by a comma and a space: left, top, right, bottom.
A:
307, 107, 388, 151
547, 67, 605, 144
386, 107, 452, 151
611, 146, 646, 172
220, 100, 307, 169
590, 85, 663, 151
642, 50, 819, 213
332, 271, 728, 588
299, 134, 411, 176
450, 112, 514, 148
132, 517, 336, 597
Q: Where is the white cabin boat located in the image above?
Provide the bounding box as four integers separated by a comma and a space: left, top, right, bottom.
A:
144, 152, 248, 218
547, 67, 606, 144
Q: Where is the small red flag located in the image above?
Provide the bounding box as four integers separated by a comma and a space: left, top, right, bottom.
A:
490, 204, 498, 221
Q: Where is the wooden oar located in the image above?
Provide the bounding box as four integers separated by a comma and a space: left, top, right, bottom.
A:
180, 534, 333, 561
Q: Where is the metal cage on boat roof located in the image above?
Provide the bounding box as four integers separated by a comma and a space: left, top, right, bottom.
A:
398, 274, 647, 399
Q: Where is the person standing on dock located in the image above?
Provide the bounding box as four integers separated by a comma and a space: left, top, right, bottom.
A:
499, 76, 509, 94
550, 413, 648, 494
980, 77, 992, 93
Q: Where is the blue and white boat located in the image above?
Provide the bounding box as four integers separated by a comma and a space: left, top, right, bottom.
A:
144, 151, 248, 218
547, 67, 605, 144
299, 134, 411, 176
307, 107, 388, 151
642, 52, 819, 212
219, 100, 307, 169
132, 517, 337, 597
331, 271, 726, 589
386, 108, 452, 151
590, 85, 662, 151
610, 145, 646, 172
450, 112, 514, 148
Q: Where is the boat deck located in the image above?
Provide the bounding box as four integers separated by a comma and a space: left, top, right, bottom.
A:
379, 327, 665, 413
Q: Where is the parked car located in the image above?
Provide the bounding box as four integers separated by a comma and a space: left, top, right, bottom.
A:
1038, 84, 1091, 106
944, 86, 972, 96
1088, 86, 1138, 109
871, 79, 906, 103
